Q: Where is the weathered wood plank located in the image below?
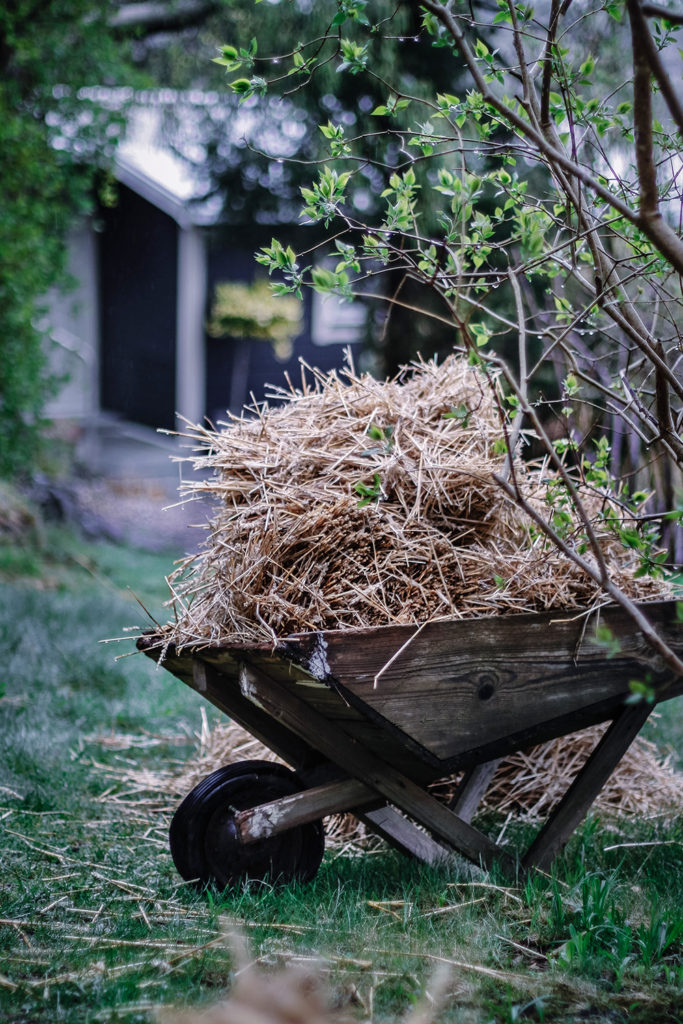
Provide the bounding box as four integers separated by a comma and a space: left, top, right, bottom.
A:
200, 647, 440, 780
235, 778, 376, 843
139, 648, 319, 774
237, 659, 516, 875
138, 601, 681, 793
358, 806, 452, 866
449, 759, 501, 824
283, 601, 683, 764
522, 702, 653, 872
211, 650, 362, 720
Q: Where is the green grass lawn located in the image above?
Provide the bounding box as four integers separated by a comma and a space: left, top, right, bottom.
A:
0, 520, 681, 1023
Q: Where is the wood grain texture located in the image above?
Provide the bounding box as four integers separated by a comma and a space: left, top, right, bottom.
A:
200, 648, 439, 779
235, 778, 376, 843
138, 601, 682, 776
357, 806, 452, 866
449, 760, 501, 823
283, 601, 683, 765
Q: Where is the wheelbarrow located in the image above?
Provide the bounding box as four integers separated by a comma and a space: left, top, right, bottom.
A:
137, 599, 683, 887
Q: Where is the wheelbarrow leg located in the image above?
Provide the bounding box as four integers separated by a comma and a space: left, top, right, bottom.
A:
449, 759, 501, 824
362, 759, 501, 862
522, 702, 653, 873
358, 806, 452, 866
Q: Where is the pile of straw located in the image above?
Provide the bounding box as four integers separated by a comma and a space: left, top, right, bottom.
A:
164, 355, 668, 647
429, 726, 683, 821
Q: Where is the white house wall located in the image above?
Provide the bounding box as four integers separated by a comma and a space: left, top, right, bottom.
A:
44, 219, 99, 420
176, 224, 207, 426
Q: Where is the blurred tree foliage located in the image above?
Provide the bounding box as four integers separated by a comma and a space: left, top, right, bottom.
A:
146, 1, 455, 224
0, 0, 225, 479
0, 0, 472, 481
146, 0, 472, 372
0, 1, 133, 477
208, 278, 302, 359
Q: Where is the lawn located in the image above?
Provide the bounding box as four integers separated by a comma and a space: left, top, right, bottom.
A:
0, 518, 681, 1023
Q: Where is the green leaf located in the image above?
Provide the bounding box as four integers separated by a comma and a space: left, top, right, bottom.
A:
311, 266, 341, 291
354, 472, 382, 507
595, 624, 621, 658
338, 38, 369, 74
627, 679, 656, 704
230, 78, 253, 94
469, 321, 491, 347
443, 402, 471, 425
436, 92, 459, 110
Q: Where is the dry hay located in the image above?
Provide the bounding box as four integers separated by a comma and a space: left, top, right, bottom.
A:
163, 355, 669, 648
429, 724, 683, 821
157, 947, 449, 1024
158, 947, 356, 1024
158, 970, 351, 1024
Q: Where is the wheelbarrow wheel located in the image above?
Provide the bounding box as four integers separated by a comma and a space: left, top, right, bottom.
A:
169, 759, 325, 890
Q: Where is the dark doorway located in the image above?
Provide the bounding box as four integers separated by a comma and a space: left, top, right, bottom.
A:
98, 185, 178, 430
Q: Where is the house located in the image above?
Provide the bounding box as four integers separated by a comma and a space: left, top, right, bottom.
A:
46, 89, 367, 434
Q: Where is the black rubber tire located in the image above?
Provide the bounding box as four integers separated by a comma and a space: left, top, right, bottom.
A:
169, 760, 325, 890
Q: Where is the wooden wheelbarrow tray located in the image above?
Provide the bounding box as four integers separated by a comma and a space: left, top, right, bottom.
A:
138, 599, 683, 885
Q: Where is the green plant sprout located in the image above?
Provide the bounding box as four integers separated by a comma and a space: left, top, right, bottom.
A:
354, 472, 383, 507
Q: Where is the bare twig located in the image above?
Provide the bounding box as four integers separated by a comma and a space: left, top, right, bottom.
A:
419, 0, 683, 274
